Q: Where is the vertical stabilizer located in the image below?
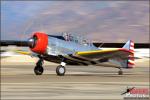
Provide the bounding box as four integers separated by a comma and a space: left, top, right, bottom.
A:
122, 40, 135, 68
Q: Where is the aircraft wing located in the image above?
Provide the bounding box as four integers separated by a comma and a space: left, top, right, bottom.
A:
13, 50, 38, 57
74, 48, 133, 60
73, 40, 135, 68
14, 50, 32, 55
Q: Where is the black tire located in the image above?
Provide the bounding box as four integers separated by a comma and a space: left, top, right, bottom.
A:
56, 65, 66, 76
118, 70, 123, 75
34, 66, 44, 75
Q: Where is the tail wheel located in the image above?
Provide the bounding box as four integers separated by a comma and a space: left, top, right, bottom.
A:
34, 66, 44, 75
118, 70, 123, 75
56, 65, 66, 76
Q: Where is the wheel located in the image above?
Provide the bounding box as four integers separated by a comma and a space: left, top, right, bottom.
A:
56, 65, 66, 76
118, 70, 123, 75
34, 66, 44, 75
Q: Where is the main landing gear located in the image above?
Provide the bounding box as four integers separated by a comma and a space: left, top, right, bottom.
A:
118, 68, 123, 75
56, 62, 66, 76
33, 56, 66, 76
34, 58, 44, 75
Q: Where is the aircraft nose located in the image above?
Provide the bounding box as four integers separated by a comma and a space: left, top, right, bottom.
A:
28, 36, 37, 48
28, 38, 34, 47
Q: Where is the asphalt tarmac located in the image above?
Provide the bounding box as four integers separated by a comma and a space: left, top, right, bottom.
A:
1, 61, 149, 100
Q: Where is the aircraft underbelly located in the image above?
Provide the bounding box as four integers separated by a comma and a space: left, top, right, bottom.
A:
96, 62, 119, 68
44, 47, 121, 67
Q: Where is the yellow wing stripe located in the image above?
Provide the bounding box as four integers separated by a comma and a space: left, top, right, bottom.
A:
14, 50, 31, 55
76, 49, 118, 55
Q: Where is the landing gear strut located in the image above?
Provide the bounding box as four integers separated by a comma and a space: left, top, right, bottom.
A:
56, 62, 66, 76
118, 68, 123, 75
34, 58, 44, 75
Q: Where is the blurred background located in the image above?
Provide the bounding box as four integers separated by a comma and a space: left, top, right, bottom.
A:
1, 1, 149, 43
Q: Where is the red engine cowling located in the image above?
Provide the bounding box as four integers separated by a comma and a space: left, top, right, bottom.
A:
29, 32, 48, 54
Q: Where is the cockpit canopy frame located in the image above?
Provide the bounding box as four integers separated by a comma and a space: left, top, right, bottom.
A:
62, 32, 92, 46
48, 32, 93, 46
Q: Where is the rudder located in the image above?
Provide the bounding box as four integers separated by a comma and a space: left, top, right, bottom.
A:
122, 40, 135, 68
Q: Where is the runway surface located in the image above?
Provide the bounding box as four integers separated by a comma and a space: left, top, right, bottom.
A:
1, 61, 149, 100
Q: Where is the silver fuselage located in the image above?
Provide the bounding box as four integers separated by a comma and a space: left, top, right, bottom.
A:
46, 36, 98, 56
41, 36, 120, 67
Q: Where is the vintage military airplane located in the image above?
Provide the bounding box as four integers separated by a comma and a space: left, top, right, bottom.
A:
1, 32, 135, 76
